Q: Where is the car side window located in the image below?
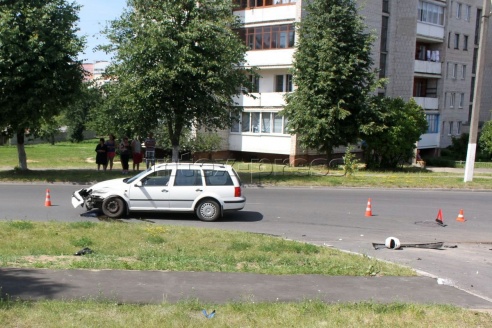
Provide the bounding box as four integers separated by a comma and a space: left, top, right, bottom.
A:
203, 170, 233, 186
174, 169, 202, 186
142, 169, 171, 186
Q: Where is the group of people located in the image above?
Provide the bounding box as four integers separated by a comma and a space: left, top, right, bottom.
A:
95, 133, 156, 173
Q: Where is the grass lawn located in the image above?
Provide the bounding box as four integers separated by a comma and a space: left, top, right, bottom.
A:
1, 300, 490, 328
0, 221, 411, 276
1, 140, 492, 189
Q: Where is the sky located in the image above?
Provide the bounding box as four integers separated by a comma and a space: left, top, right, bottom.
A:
76, 0, 128, 63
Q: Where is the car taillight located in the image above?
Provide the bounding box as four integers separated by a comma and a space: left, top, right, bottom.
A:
234, 186, 241, 197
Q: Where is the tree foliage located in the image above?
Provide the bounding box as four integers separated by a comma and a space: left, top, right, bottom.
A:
361, 97, 428, 169
97, 0, 253, 162
283, 0, 379, 159
66, 82, 104, 143
479, 121, 492, 159
0, 0, 84, 169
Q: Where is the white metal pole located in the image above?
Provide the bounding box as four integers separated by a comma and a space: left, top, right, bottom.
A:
464, 0, 491, 182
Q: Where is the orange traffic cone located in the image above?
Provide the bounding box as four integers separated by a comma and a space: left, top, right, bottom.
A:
456, 209, 466, 222
436, 209, 444, 225
365, 198, 373, 217
44, 189, 52, 207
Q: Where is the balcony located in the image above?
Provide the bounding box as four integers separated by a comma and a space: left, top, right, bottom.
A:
414, 97, 439, 110
419, 132, 440, 149
414, 60, 441, 76
233, 92, 286, 107
416, 22, 445, 42
234, 3, 297, 24
229, 133, 291, 154
244, 48, 295, 68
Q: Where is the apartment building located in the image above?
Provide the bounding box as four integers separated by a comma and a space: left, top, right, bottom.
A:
225, 0, 492, 163
82, 61, 110, 85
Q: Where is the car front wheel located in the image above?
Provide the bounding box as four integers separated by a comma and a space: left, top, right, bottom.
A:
102, 197, 125, 218
196, 199, 220, 222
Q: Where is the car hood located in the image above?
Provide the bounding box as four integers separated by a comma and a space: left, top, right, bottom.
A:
89, 178, 128, 193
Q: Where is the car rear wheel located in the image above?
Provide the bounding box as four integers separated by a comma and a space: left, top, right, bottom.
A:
196, 199, 220, 222
102, 197, 125, 218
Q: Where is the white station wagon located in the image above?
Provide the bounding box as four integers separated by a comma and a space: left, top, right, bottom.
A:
72, 163, 246, 221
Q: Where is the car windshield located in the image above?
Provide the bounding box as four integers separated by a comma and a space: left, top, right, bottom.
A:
125, 167, 153, 184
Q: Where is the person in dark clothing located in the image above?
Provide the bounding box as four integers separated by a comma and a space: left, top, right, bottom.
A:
119, 136, 131, 174
95, 138, 108, 171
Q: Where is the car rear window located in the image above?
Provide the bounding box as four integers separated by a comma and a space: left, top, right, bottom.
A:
203, 170, 233, 186
174, 169, 202, 186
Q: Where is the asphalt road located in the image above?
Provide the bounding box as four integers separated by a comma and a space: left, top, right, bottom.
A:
1, 183, 491, 302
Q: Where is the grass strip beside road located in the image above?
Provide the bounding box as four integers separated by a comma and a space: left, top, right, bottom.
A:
0, 221, 412, 276
1, 300, 490, 328
1, 141, 492, 188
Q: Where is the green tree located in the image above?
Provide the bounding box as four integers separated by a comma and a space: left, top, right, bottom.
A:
99, 0, 253, 162
35, 115, 65, 145
0, 0, 84, 170
283, 0, 379, 161
65, 82, 103, 143
362, 97, 428, 169
479, 121, 492, 159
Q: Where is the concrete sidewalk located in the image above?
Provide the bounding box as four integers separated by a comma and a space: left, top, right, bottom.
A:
1, 268, 492, 309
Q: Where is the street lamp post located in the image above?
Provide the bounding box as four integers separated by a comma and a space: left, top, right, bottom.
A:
464, 0, 491, 182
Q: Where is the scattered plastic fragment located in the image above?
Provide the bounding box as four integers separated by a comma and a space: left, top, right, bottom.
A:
202, 309, 215, 319
74, 247, 93, 256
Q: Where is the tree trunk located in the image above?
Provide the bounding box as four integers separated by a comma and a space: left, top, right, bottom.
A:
16, 130, 28, 170
171, 145, 180, 163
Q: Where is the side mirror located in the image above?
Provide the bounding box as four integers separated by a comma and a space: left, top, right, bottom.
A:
135, 181, 143, 187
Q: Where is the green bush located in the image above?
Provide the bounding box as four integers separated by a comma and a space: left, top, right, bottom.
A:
424, 157, 456, 167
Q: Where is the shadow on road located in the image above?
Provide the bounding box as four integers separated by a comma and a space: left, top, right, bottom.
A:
0, 268, 68, 301
79, 209, 263, 223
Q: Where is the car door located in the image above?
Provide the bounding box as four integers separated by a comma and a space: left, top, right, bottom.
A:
168, 168, 203, 210
128, 169, 172, 210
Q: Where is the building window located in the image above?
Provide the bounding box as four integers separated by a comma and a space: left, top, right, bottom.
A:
426, 114, 439, 133
472, 48, 478, 74
449, 121, 454, 135
238, 24, 295, 50
454, 33, 460, 49
231, 113, 240, 132
450, 93, 456, 108
456, 3, 462, 19
235, 111, 289, 134
475, 9, 482, 45
470, 76, 476, 101
463, 35, 468, 50
261, 112, 271, 133
414, 78, 428, 97
251, 112, 260, 133
379, 53, 387, 78
461, 65, 466, 79
286, 74, 293, 92
465, 5, 471, 21
273, 113, 283, 133
274, 74, 293, 92
418, 1, 445, 26
457, 121, 462, 134
233, 0, 296, 10
241, 112, 251, 132
248, 75, 259, 93
275, 75, 284, 92
380, 16, 389, 52
382, 0, 389, 13
459, 93, 465, 108
452, 63, 458, 79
